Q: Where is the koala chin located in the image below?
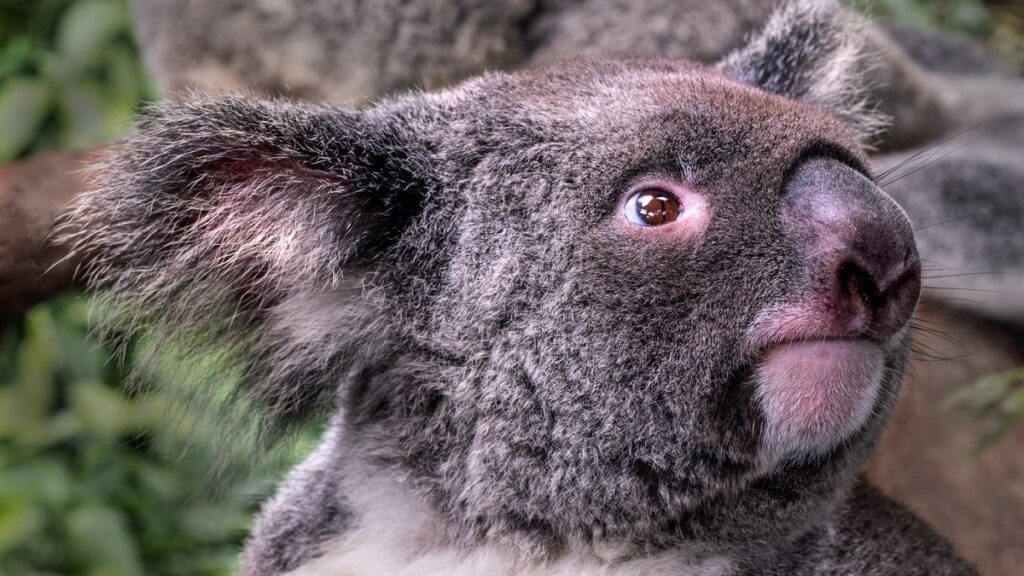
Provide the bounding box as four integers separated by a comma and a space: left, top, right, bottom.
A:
755, 338, 886, 466
748, 158, 920, 468
66, 1, 977, 575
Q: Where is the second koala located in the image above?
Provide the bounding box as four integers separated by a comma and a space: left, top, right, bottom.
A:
68, 2, 979, 575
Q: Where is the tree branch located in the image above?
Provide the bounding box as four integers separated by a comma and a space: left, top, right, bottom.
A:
0, 148, 106, 323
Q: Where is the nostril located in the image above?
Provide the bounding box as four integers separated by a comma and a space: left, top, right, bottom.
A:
831, 253, 920, 340
874, 261, 922, 339
836, 259, 880, 312
880, 262, 921, 302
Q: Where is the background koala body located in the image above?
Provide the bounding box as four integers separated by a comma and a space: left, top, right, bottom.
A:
64, 1, 1004, 574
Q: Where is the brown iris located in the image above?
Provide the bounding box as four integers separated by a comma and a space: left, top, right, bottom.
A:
627, 189, 681, 226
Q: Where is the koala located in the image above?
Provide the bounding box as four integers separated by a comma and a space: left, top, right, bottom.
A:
128, 0, 1024, 150
127, 0, 1024, 312
66, 1, 1001, 575
127, 0, 1024, 322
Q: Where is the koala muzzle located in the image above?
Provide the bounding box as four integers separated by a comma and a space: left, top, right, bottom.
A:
784, 158, 922, 341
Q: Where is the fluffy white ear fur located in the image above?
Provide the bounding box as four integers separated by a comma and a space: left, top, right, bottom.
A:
717, 0, 887, 144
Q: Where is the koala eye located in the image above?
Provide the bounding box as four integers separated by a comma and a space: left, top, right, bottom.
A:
624, 189, 681, 226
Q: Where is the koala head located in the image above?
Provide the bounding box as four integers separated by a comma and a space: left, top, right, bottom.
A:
69, 0, 918, 555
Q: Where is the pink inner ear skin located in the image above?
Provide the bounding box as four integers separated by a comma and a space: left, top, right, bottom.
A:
754, 339, 884, 468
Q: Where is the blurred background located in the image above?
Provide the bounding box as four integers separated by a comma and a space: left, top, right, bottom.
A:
0, 0, 1021, 575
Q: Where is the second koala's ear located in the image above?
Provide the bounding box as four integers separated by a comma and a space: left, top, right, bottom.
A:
717, 0, 885, 143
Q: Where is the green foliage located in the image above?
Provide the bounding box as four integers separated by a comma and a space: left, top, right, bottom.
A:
853, 0, 993, 35
0, 1, 299, 574
0, 0, 156, 162
849, 0, 1024, 72
0, 297, 275, 576
945, 368, 1024, 457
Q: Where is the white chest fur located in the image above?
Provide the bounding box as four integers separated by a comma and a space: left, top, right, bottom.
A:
282, 469, 735, 576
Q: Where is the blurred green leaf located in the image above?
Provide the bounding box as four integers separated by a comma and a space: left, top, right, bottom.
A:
181, 503, 249, 543
946, 367, 1024, 456
0, 459, 73, 508
945, 0, 992, 35
869, 0, 940, 27
1003, 387, 1024, 414
57, 81, 115, 148
0, 77, 51, 161
70, 381, 139, 438
66, 505, 144, 576
0, 307, 60, 440
0, 38, 34, 78
0, 388, 25, 438
56, 0, 126, 76
103, 45, 143, 103
0, 500, 43, 556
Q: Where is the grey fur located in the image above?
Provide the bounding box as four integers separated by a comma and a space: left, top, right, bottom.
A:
66, 0, 1019, 574
716, 0, 885, 144
881, 22, 1009, 76
812, 479, 976, 575
129, 0, 536, 103
242, 422, 352, 574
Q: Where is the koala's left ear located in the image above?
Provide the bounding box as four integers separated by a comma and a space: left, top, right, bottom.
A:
717, 0, 885, 143
64, 95, 434, 422
70, 95, 430, 304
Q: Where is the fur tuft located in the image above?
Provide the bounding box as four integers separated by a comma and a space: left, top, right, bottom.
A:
59, 94, 430, 431
717, 0, 888, 145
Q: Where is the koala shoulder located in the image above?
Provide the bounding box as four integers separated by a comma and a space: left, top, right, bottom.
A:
241, 425, 351, 576
819, 478, 978, 576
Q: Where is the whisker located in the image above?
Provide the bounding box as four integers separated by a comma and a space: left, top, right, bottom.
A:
918, 296, 984, 306
914, 215, 970, 232
879, 141, 975, 187
922, 271, 1015, 280
874, 120, 991, 183
921, 286, 1000, 294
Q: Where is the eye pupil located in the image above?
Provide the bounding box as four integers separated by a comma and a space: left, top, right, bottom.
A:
633, 191, 680, 226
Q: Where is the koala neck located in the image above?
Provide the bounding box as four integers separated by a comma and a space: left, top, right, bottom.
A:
281, 457, 732, 576
278, 452, 842, 576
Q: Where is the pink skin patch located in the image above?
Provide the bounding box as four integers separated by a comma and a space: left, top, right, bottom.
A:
745, 303, 897, 468
754, 339, 884, 468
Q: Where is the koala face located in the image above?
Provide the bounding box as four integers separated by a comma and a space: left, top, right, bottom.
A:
69, 0, 918, 556
347, 58, 919, 547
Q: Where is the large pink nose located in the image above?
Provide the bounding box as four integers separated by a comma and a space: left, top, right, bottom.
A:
784, 158, 921, 341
